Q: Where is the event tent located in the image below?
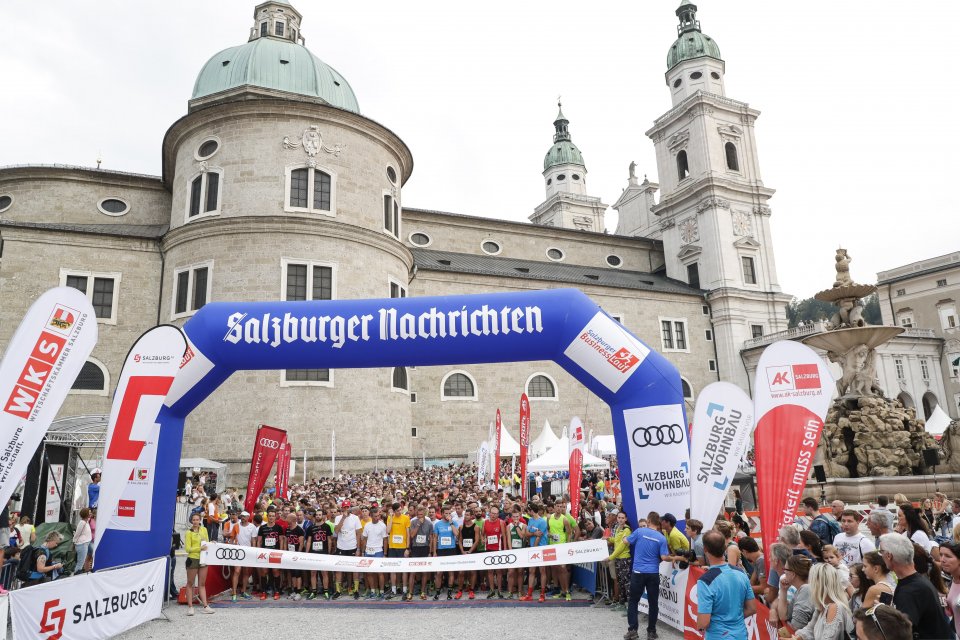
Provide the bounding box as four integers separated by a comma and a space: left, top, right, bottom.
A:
499, 424, 521, 456
926, 404, 953, 437
590, 435, 616, 457
180, 457, 227, 492
527, 435, 610, 472
529, 419, 560, 457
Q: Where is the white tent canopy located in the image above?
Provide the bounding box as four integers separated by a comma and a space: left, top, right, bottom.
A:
530, 419, 560, 457
180, 458, 227, 492
926, 404, 953, 436
498, 424, 521, 456
591, 435, 617, 457
527, 435, 610, 472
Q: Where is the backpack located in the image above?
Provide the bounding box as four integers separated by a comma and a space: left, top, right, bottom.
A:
16, 545, 42, 582
812, 514, 840, 546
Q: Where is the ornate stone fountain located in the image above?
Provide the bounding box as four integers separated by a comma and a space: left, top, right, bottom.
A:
802, 249, 939, 477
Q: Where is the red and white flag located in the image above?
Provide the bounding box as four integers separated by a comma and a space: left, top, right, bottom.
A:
0, 287, 97, 511
275, 438, 291, 499
519, 393, 530, 501
569, 417, 586, 519
494, 409, 502, 487
94, 325, 186, 554
244, 424, 287, 513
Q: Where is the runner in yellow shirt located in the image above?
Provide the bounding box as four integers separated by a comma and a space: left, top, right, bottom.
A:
385, 501, 410, 599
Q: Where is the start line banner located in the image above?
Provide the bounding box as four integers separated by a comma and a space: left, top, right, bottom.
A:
203, 539, 609, 573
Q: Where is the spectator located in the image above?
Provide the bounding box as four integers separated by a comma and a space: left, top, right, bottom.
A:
615, 511, 671, 640
695, 530, 755, 639
830, 500, 845, 521
0, 546, 19, 591
865, 510, 890, 547
764, 542, 791, 605
939, 541, 960, 638
87, 469, 101, 509
661, 513, 689, 557
859, 550, 894, 608
771, 554, 813, 630
25, 531, 63, 587
897, 504, 939, 566
852, 604, 913, 640
833, 510, 875, 565
184, 512, 214, 616
879, 532, 951, 639
687, 519, 704, 565
848, 563, 865, 610
736, 537, 765, 599
785, 563, 853, 640
15, 515, 35, 548
714, 521, 743, 571
875, 495, 895, 530
799, 529, 824, 563
606, 510, 631, 611
801, 497, 834, 547
72, 507, 93, 574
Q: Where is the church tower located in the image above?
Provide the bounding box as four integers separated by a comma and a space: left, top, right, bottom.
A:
644, 1, 791, 389
530, 104, 607, 232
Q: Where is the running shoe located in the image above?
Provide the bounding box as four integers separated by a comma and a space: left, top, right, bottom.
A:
446, 589, 453, 600
565, 593, 572, 601
367, 591, 377, 600
405, 592, 413, 601
259, 592, 266, 601
486, 590, 496, 599
273, 592, 280, 600
468, 590, 475, 600
353, 591, 360, 600
538, 593, 546, 603
201, 606, 215, 614
292, 593, 302, 601
384, 592, 394, 600
231, 594, 237, 602
306, 591, 317, 601
241, 592, 253, 600
551, 592, 564, 599
454, 590, 463, 600
324, 591, 332, 601
331, 591, 341, 600
520, 593, 533, 602
420, 592, 427, 600
187, 607, 195, 616
506, 592, 515, 600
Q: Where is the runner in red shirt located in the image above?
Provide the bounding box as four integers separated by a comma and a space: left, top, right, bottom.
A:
482, 502, 507, 598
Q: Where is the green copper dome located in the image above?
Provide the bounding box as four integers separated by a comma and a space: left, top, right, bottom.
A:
192, 37, 359, 113
666, 1, 721, 71
543, 105, 585, 170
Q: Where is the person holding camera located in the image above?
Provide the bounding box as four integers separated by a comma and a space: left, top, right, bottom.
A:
696, 530, 756, 639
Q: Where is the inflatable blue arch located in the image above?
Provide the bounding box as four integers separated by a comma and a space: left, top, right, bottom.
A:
97, 288, 690, 568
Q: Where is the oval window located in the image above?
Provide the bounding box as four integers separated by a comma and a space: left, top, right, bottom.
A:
197, 139, 219, 159
98, 198, 130, 216
673, 78, 682, 88
0, 194, 12, 212
711, 71, 721, 80
547, 248, 564, 261
572, 174, 581, 181
557, 174, 566, 181
690, 71, 703, 80
547, 178, 552, 185
386, 166, 398, 184
409, 232, 431, 246
606, 255, 622, 267
482, 241, 501, 255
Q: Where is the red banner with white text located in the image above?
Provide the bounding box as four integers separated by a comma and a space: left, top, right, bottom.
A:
752, 341, 833, 564
519, 393, 530, 501
569, 416, 586, 519
683, 566, 787, 640
244, 424, 287, 513
275, 440, 291, 499
495, 408, 502, 486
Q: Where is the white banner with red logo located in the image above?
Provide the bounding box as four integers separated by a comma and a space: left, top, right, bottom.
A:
0, 287, 97, 512
519, 393, 530, 501
689, 382, 755, 526
569, 416, 586, 518
202, 538, 608, 573
752, 340, 834, 561
44, 464, 64, 523
243, 424, 287, 513
494, 409, 502, 485
275, 439, 290, 499
93, 326, 186, 554
10, 557, 164, 640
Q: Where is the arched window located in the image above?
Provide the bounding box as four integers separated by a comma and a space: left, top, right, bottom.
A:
392, 367, 408, 391
526, 374, 557, 399
681, 378, 693, 400
922, 392, 939, 420
676, 150, 689, 180
725, 142, 739, 171
442, 371, 476, 400
72, 360, 107, 393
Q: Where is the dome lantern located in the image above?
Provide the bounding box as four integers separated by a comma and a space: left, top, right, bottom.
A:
666, 1, 721, 71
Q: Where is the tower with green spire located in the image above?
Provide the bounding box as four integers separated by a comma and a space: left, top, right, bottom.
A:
530, 103, 606, 233
665, 0, 725, 106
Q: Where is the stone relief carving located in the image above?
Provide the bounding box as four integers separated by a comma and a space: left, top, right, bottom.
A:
667, 130, 690, 152
753, 205, 771, 216
198, 160, 208, 174
695, 197, 729, 213
572, 215, 593, 230
717, 124, 743, 140
282, 125, 346, 167
679, 218, 699, 245
732, 210, 752, 236
660, 218, 676, 231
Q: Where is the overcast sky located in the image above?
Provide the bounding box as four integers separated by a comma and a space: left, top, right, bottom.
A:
2, 1, 957, 299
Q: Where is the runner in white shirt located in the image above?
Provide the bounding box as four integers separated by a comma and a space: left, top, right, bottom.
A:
833, 509, 875, 566
360, 507, 388, 599
232, 511, 259, 600
334, 504, 362, 598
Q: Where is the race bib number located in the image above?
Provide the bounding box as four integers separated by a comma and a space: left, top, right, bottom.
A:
487, 535, 498, 546
415, 534, 427, 545
512, 538, 522, 549
462, 538, 473, 548
265, 538, 276, 547
440, 536, 452, 546
312, 541, 323, 551
392, 534, 404, 545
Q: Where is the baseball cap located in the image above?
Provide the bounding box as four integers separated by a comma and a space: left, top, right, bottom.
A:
342, 500, 351, 508
91, 468, 102, 477
241, 511, 250, 516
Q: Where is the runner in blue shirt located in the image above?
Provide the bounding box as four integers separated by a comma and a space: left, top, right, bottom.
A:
611, 511, 671, 639
432, 505, 459, 600
522, 503, 549, 602
696, 530, 755, 640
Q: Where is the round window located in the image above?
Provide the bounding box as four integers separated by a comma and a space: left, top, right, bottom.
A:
711, 71, 721, 80
386, 166, 398, 184
409, 232, 431, 247
606, 255, 622, 267
97, 197, 130, 216
673, 78, 682, 88
197, 139, 219, 159
572, 174, 580, 181
547, 248, 564, 261
690, 71, 703, 80
557, 174, 566, 181
482, 241, 501, 255
0, 194, 12, 212
546, 178, 552, 186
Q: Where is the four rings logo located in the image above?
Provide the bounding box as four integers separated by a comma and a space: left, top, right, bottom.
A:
483, 554, 517, 566
631, 424, 684, 448
259, 438, 281, 449
215, 548, 245, 561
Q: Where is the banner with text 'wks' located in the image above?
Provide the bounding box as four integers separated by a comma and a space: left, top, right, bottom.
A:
244, 424, 286, 513
753, 340, 833, 561
94, 326, 186, 556
0, 287, 97, 511
519, 393, 530, 501
689, 382, 755, 525
10, 557, 164, 640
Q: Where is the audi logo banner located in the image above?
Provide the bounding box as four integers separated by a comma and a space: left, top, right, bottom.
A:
201, 539, 607, 573
242, 424, 287, 514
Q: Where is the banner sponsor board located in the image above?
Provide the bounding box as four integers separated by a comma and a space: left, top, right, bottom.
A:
44, 464, 64, 523
569, 416, 586, 519
10, 557, 164, 640
562, 312, 650, 393
94, 326, 186, 554
519, 393, 530, 501
494, 409, 502, 485
752, 341, 833, 562
275, 439, 291, 499
622, 404, 691, 520
477, 440, 489, 484
689, 382, 755, 526
637, 561, 689, 632
0, 287, 97, 511
243, 424, 287, 513
682, 565, 786, 640
203, 539, 608, 573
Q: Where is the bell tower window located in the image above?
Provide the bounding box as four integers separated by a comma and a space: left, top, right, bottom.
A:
275, 21, 285, 37
676, 150, 689, 180
725, 142, 739, 171
260, 22, 268, 37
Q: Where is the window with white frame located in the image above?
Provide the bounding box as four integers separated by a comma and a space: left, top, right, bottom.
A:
61, 269, 121, 323
526, 374, 557, 400
741, 256, 757, 285
392, 367, 408, 392
70, 359, 108, 395
705, 329, 713, 341
894, 358, 905, 379
921, 358, 931, 380
950, 353, 960, 378
187, 170, 222, 220
172, 263, 211, 318
389, 279, 407, 299
286, 166, 334, 215
411, 427, 419, 438
939, 304, 958, 330
708, 359, 716, 372
282, 259, 334, 385
660, 318, 688, 351
383, 193, 400, 238
897, 312, 914, 328
441, 371, 477, 401
750, 324, 764, 339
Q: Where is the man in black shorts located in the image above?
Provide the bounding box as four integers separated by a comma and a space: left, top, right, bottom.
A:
304, 506, 335, 599
333, 503, 362, 599
255, 508, 284, 600
284, 513, 306, 600
406, 505, 433, 600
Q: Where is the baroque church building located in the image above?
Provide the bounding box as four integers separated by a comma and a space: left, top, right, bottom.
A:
0, 1, 790, 479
